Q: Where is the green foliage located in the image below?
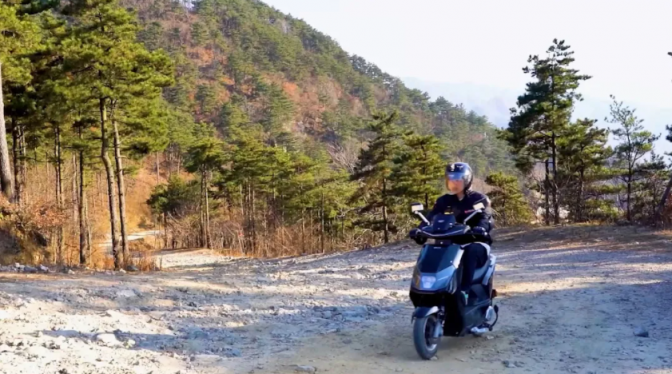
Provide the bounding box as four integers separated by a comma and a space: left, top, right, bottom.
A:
148, 175, 199, 218
502, 39, 591, 224
350, 112, 400, 242
391, 133, 443, 209
557, 119, 612, 222
503, 39, 591, 174
606, 95, 660, 220
485, 172, 533, 226
0, 2, 41, 83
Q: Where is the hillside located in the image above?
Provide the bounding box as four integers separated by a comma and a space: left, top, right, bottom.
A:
0, 0, 519, 267
123, 0, 514, 177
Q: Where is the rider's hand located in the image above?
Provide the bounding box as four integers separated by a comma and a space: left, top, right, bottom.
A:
409, 229, 427, 245
472, 226, 488, 236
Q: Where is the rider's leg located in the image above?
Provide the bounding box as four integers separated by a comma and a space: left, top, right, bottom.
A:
460, 243, 488, 295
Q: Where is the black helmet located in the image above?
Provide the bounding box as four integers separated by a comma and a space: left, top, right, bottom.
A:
445, 162, 473, 195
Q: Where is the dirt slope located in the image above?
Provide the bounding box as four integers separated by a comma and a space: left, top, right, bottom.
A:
1, 225, 671, 374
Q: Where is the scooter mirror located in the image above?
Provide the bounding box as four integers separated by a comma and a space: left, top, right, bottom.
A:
411, 203, 424, 213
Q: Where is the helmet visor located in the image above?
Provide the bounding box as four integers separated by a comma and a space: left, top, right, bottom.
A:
446, 171, 467, 195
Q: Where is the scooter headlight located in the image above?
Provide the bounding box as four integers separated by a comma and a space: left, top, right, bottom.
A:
420, 276, 436, 289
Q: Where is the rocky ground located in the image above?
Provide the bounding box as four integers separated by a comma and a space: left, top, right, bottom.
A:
1, 225, 672, 374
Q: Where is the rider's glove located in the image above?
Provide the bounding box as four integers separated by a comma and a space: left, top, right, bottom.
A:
472, 226, 488, 236
409, 229, 427, 245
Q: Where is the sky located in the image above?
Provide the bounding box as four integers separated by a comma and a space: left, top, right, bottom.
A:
262, 0, 672, 152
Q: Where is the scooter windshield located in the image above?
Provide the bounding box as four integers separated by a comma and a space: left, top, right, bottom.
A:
417, 244, 461, 273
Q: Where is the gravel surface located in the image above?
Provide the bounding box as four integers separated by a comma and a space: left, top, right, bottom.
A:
0, 226, 671, 374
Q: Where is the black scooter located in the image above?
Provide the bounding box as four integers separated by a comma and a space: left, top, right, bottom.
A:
408, 202, 499, 360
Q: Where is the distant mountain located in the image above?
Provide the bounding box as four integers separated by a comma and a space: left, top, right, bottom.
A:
403, 78, 672, 153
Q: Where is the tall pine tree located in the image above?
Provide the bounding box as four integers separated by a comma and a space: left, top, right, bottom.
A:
557, 119, 611, 222
502, 39, 590, 225
606, 95, 659, 221
351, 111, 400, 244
391, 132, 443, 208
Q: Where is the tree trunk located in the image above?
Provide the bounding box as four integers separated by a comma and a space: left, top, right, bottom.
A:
626, 172, 632, 222
655, 173, 672, 223
100, 99, 121, 269
54, 126, 64, 264
551, 133, 559, 224
155, 152, 160, 184
78, 128, 90, 266
19, 125, 25, 204
163, 212, 168, 249
320, 187, 325, 254
382, 177, 389, 244
72, 155, 78, 220
545, 159, 550, 226
111, 105, 129, 265
11, 119, 21, 205
203, 169, 212, 249
0, 63, 15, 200
577, 169, 585, 222
199, 175, 205, 247
251, 182, 256, 252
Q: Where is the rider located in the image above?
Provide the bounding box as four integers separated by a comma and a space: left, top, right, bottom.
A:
410, 162, 493, 305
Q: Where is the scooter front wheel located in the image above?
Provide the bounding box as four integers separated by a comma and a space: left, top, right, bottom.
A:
413, 315, 440, 360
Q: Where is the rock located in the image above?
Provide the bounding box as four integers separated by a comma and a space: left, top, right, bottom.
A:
126, 265, 139, 272
321, 311, 333, 319
187, 329, 208, 340
116, 289, 138, 298
225, 348, 241, 357
318, 269, 335, 274
294, 365, 317, 373
119, 269, 127, 274
430, 355, 438, 361
503, 360, 517, 368
23, 266, 38, 274
634, 327, 649, 338
67, 269, 75, 275
38, 265, 49, 273
125, 339, 136, 348
187, 302, 198, 308
96, 333, 121, 347
342, 306, 368, 318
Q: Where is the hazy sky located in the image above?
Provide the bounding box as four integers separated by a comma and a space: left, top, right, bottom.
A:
263, 0, 672, 142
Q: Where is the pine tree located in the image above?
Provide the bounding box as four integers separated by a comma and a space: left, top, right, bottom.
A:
485, 172, 532, 226
184, 125, 225, 249
557, 119, 611, 222
631, 151, 668, 222
606, 95, 659, 221
62, 0, 173, 267
350, 111, 400, 244
391, 132, 443, 208
502, 39, 591, 225
0, 3, 40, 200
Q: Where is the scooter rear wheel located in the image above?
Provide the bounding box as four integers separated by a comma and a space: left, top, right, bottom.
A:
413, 315, 440, 360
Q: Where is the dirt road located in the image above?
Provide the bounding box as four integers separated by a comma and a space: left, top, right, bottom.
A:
1, 225, 671, 374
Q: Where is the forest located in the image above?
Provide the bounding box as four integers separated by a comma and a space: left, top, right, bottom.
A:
1, 0, 672, 269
